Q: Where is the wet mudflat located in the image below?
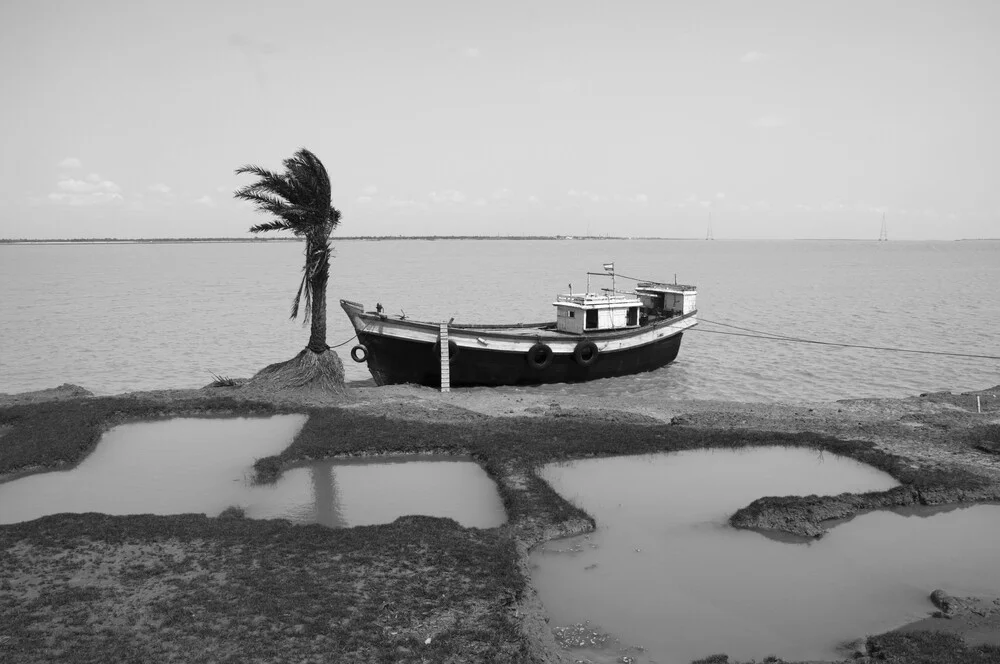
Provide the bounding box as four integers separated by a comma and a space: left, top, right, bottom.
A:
0, 417, 506, 529
531, 447, 1000, 663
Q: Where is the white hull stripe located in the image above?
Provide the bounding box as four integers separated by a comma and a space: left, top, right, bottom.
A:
356, 316, 697, 354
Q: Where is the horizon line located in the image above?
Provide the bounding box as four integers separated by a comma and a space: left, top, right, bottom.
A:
2, 235, 995, 244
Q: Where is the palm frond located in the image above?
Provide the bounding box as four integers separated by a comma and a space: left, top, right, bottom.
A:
290, 269, 309, 320
327, 207, 342, 232
234, 164, 298, 202
235, 148, 338, 330
234, 188, 285, 207
249, 219, 295, 234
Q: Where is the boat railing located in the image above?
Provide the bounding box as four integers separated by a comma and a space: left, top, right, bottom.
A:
556, 292, 636, 304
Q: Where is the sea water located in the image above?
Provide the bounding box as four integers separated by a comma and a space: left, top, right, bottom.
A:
1, 239, 998, 401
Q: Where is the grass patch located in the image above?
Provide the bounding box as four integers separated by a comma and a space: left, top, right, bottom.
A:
207, 373, 243, 387
867, 630, 1000, 663
0, 513, 529, 664
964, 424, 1000, 455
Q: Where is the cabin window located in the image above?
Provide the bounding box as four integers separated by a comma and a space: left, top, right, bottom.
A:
568, 311, 575, 318
627, 306, 638, 326
585, 309, 598, 329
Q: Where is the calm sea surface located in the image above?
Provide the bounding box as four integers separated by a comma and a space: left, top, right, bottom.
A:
1, 239, 998, 401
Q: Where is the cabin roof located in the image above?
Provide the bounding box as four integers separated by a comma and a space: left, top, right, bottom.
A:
635, 281, 697, 293
553, 293, 641, 309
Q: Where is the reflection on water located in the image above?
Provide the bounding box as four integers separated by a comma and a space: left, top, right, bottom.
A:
531, 448, 1000, 664
245, 456, 507, 528
0, 418, 506, 529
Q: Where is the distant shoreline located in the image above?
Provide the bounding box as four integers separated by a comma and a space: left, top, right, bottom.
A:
1, 236, 997, 244
2, 235, 661, 244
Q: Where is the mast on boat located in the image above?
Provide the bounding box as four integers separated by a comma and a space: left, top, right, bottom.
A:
878, 212, 888, 241
706, 212, 715, 240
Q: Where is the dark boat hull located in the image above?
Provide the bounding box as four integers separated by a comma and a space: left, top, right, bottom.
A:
358, 330, 684, 387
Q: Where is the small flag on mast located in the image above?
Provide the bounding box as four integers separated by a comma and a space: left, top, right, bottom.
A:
603, 262, 614, 272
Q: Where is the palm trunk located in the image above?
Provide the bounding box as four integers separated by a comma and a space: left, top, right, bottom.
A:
306, 252, 329, 353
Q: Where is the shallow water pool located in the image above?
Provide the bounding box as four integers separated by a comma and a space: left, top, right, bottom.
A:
244, 456, 507, 528
0, 416, 506, 529
530, 447, 1000, 663
0, 415, 307, 523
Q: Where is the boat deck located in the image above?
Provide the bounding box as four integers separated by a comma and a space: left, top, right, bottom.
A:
451, 321, 557, 335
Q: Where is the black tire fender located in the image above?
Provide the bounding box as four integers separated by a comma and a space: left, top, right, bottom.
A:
431, 339, 460, 362
526, 342, 554, 370
350, 344, 368, 363
573, 340, 600, 367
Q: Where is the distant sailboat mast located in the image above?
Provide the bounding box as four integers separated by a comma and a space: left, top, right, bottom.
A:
878, 212, 888, 241
706, 212, 715, 240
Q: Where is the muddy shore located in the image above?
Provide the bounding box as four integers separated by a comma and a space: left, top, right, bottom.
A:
2, 381, 999, 663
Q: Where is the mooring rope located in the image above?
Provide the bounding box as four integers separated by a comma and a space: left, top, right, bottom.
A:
327, 334, 357, 349
694, 317, 1000, 361
325, 300, 999, 361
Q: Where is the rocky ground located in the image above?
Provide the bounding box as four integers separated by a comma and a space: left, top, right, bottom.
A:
2, 380, 999, 663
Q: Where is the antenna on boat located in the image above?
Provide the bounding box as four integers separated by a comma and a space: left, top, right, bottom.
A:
878, 212, 888, 241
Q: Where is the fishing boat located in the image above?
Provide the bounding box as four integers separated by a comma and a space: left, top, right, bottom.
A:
341, 265, 697, 388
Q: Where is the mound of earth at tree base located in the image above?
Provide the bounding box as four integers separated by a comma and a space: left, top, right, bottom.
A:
0, 383, 93, 406
243, 348, 347, 400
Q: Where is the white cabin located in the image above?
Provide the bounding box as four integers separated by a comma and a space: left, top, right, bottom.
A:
552, 293, 643, 335
634, 282, 697, 317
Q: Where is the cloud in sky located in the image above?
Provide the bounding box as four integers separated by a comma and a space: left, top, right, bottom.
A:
463, 47, 481, 58
386, 199, 429, 213
48, 176, 123, 206
55, 177, 120, 194
356, 196, 373, 205
740, 51, 767, 63
361, 184, 378, 195
568, 190, 609, 203
194, 195, 215, 207
428, 189, 465, 203
148, 183, 172, 194
58, 157, 82, 169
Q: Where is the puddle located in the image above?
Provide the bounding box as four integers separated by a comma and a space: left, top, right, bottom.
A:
530, 447, 1000, 664
245, 456, 507, 528
0, 417, 506, 529
0, 416, 307, 523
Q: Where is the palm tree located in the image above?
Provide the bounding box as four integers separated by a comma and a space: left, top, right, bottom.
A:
234, 148, 346, 395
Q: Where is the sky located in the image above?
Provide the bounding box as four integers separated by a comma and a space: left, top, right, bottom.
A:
1, 0, 998, 240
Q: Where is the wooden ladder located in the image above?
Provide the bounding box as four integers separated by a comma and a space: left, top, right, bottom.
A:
439, 322, 450, 393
